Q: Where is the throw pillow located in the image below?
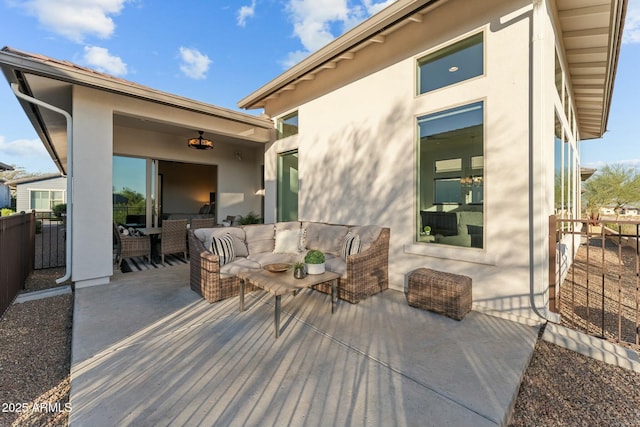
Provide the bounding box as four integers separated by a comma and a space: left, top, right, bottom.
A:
210, 233, 236, 266
341, 232, 361, 259
274, 229, 302, 254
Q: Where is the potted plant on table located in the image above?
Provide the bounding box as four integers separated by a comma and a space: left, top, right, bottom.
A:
423, 225, 431, 236
304, 250, 325, 275
293, 261, 306, 279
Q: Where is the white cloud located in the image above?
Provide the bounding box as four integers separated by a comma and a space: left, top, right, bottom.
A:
0, 136, 58, 173
280, 50, 311, 69
623, 0, 640, 44
364, 0, 397, 16
83, 46, 127, 76
20, 0, 129, 43
178, 47, 212, 80
237, 0, 257, 27
282, 0, 397, 67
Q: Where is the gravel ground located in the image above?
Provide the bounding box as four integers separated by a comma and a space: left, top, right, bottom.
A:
3, 267, 640, 427
0, 268, 72, 427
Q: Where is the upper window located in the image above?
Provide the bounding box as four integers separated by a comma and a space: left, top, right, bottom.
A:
418, 33, 483, 95
277, 111, 299, 139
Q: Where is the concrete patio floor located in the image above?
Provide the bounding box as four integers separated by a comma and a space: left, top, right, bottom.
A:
69, 264, 540, 427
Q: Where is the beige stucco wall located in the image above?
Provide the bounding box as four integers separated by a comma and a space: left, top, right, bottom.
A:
71, 87, 264, 287
72, 86, 114, 286
262, 0, 554, 316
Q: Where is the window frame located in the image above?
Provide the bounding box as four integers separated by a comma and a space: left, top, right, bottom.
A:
277, 111, 299, 140
416, 31, 485, 96
29, 189, 65, 211
415, 100, 485, 249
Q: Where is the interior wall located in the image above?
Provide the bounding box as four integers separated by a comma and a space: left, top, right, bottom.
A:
113, 125, 262, 222
158, 161, 217, 214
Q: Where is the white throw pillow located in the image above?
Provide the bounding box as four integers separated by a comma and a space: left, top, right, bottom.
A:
210, 233, 236, 266
274, 229, 302, 254
341, 232, 361, 259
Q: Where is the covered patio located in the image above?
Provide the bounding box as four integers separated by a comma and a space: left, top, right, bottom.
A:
70, 265, 540, 426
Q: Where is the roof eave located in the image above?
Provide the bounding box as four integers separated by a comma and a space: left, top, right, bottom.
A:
238, 0, 442, 110
0, 47, 273, 130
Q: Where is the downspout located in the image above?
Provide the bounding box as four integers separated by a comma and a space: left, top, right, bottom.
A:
529, 0, 558, 322
11, 82, 72, 285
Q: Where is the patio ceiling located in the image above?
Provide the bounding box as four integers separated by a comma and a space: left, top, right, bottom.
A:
0, 47, 274, 175
239, 0, 627, 141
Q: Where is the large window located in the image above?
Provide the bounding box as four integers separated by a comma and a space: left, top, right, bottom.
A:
418, 33, 483, 95
417, 102, 484, 248
30, 190, 64, 211
277, 111, 299, 139
277, 150, 299, 222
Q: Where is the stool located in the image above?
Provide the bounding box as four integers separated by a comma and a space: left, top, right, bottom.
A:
407, 268, 472, 320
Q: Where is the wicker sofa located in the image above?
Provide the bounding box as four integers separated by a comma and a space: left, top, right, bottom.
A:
188, 221, 390, 304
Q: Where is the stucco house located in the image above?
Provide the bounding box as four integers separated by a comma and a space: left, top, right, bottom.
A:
7, 174, 66, 212
0, 0, 626, 319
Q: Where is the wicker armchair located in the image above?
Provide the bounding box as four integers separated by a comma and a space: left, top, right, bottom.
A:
313, 228, 390, 303
190, 218, 216, 230
188, 230, 256, 302
160, 219, 188, 264
113, 223, 151, 268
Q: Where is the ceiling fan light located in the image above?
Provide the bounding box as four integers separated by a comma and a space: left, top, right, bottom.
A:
188, 130, 214, 150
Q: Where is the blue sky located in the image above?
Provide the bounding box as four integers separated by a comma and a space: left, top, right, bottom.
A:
0, 0, 638, 173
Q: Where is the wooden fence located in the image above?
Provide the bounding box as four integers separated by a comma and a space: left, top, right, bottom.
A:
0, 212, 35, 315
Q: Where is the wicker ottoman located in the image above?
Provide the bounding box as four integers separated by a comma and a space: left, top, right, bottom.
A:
407, 268, 472, 320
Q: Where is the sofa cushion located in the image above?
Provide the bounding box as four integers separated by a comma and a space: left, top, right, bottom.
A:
302, 223, 349, 255
243, 224, 275, 254
195, 227, 248, 257
220, 257, 261, 275
347, 225, 382, 252
341, 232, 361, 259
275, 221, 302, 231
211, 234, 236, 266
325, 255, 347, 278
247, 252, 299, 267
274, 229, 303, 254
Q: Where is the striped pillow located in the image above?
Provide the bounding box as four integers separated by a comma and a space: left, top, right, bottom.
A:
210, 233, 236, 266
341, 232, 361, 259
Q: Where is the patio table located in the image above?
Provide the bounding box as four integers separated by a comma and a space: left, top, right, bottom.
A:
138, 227, 162, 262
238, 269, 340, 338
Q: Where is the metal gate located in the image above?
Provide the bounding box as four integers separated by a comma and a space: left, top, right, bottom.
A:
34, 212, 66, 269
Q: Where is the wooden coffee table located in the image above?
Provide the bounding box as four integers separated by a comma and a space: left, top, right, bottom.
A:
238, 269, 341, 338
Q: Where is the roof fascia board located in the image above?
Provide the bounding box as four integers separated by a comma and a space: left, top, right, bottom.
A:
238, 0, 442, 109
0, 49, 273, 130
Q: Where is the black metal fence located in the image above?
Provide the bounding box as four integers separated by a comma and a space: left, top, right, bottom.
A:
0, 212, 35, 315
34, 211, 66, 269
552, 216, 640, 349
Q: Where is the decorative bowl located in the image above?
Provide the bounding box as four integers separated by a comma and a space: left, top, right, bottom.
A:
264, 263, 289, 273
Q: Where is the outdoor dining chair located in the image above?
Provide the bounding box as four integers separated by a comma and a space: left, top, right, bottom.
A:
160, 219, 188, 264
190, 217, 216, 230
113, 222, 151, 268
